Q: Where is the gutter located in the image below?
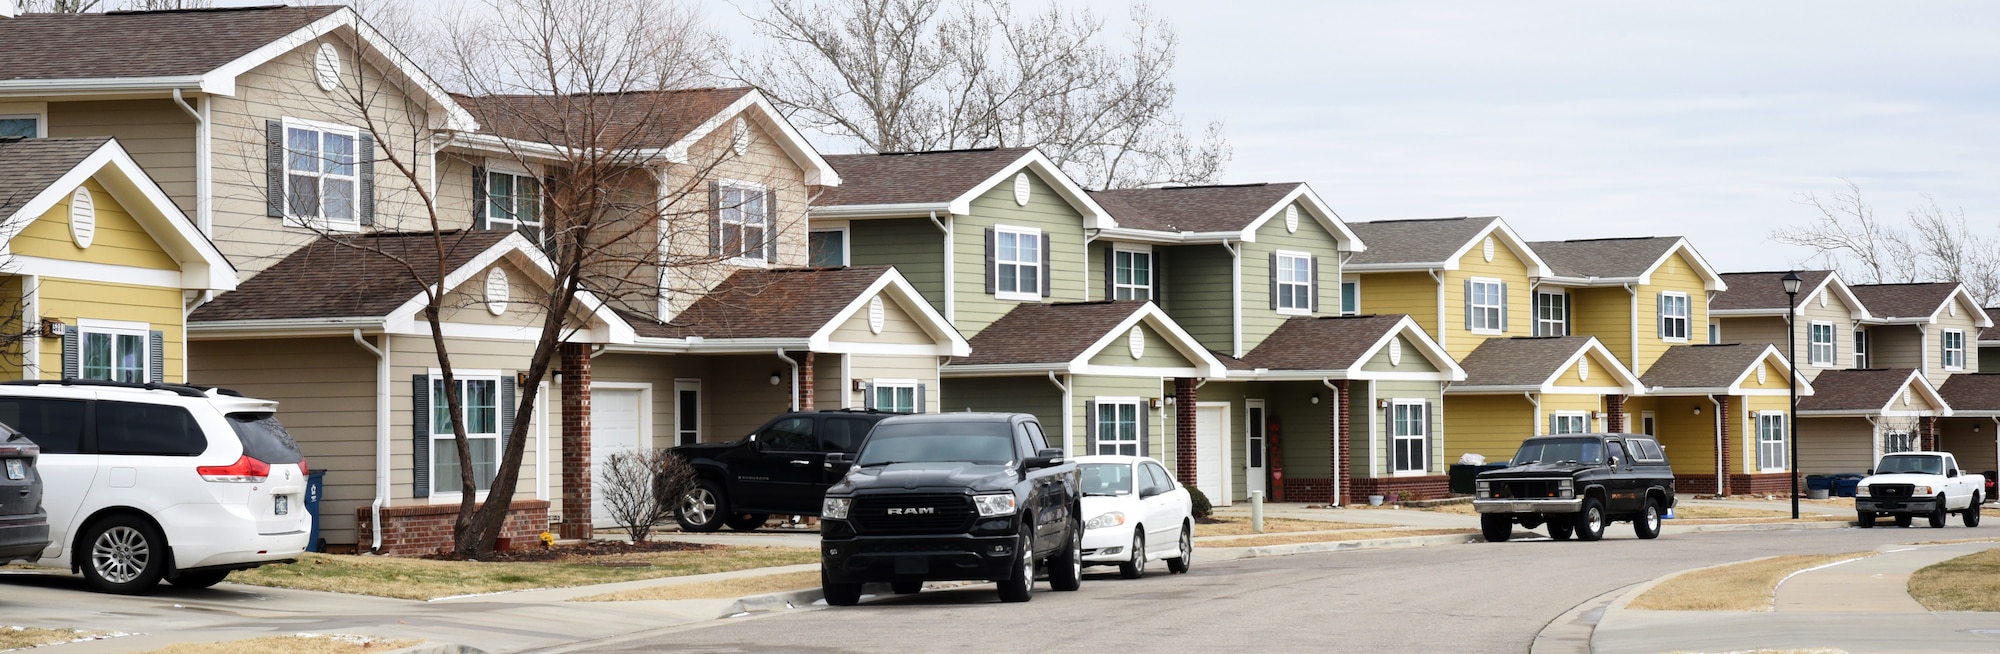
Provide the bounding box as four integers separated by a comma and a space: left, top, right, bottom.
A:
930, 211, 954, 323
1428, 269, 1446, 352
776, 349, 800, 411
1048, 372, 1072, 451
1325, 378, 1341, 506
170, 89, 211, 236
1528, 392, 1541, 435
1224, 239, 1243, 357
1710, 394, 1725, 488
352, 329, 391, 554
809, 202, 954, 220
0, 75, 207, 95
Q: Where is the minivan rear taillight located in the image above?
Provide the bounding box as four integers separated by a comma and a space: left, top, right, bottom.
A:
198, 455, 271, 483
0, 444, 37, 457
298, 458, 309, 477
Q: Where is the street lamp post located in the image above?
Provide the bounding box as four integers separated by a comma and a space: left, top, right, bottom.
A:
1782, 271, 1803, 520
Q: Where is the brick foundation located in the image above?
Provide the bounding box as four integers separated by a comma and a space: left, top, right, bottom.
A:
1674, 473, 1796, 497
1349, 475, 1451, 502
357, 500, 550, 556
1280, 477, 1334, 502
560, 342, 593, 540
1674, 475, 1718, 495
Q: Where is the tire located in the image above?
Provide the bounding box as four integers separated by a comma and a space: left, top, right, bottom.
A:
821, 568, 861, 606
80, 515, 167, 595
1549, 516, 1574, 541
1930, 495, 1949, 528
996, 523, 1035, 602
1048, 517, 1082, 592
1166, 524, 1192, 574
1119, 530, 1146, 579
1857, 511, 1875, 528
1634, 498, 1663, 540
1574, 497, 1607, 542
167, 570, 230, 589
675, 479, 729, 533
1966, 494, 1982, 528
1895, 514, 1913, 528
724, 513, 769, 532
890, 580, 923, 595
1481, 514, 1512, 543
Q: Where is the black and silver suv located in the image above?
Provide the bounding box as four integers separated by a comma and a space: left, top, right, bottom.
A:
818, 412, 1082, 605
1474, 433, 1676, 542
670, 409, 898, 532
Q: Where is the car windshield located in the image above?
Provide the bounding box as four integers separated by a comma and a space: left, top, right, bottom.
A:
855, 421, 1016, 466
1080, 463, 1133, 496
1511, 438, 1605, 466
1876, 455, 1943, 475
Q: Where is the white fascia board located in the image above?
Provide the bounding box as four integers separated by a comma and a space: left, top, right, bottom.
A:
1643, 386, 1736, 396
1349, 370, 1460, 382
1346, 315, 1466, 381
204, 8, 478, 131
187, 317, 386, 339
1443, 218, 1553, 277
1877, 370, 1952, 416
603, 337, 692, 354
1723, 344, 1813, 396
1345, 262, 1450, 273
1235, 184, 1365, 252
1445, 384, 1545, 395
1710, 308, 1787, 318
1071, 364, 1210, 378
1539, 275, 1641, 287
1815, 272, 1874, 321
1065, 303, 1226, 378
941, 363, 1068, 377
1543, 338, 1645, 394
0, 139, 238, 291
806, 268, 970, 356
946, 149, 1112, 229
0, 76, 210, 96
1093, 227, 1252, 245
443, 133, 576, 163
808, 203, 953, 220
679, 337, 813, 353
380, 232, 630, 342
1950, 286, 1993, 328
1633, 239, 1728, 291
657, 91, 839, 186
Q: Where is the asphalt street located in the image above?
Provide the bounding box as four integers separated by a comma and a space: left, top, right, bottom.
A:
556, 525, 1987, 654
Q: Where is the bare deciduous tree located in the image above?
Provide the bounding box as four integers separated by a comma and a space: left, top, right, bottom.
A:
1773, 179, 2000, 305
18, 0, 210, 11
738, 0, 1228, 189
596, 449, 694, 543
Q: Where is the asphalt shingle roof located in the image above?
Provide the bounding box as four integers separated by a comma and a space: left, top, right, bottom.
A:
1712, 270, 1833, 312
456, 87, 752, 150
1984, 308, 2000, 342
1528, 236, 1682, 279
1454, 336, 1599, 387
1849, 282, 1961, 320
1939, 374, 2000, 412
0, 136, 111, 219
1238, 314, 1406, 371
0, 6, 339, 81
190, 230, 512, 322
1344, 217, 1498, 267
1088, 183, 1302, 233
622, 266, 894, 339
1638, 344, 1770, 390
816, 148, 1035, 207
1798, 368, 1922, 413
950, 301, 1150, 366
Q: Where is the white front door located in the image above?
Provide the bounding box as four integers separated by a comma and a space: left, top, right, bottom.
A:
590, 387, 644, 528
1196, 403, 1230, 506
1245, 401, 1267, 498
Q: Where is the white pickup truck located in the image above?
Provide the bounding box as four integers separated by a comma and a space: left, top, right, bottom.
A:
1855, 451, 1984, 528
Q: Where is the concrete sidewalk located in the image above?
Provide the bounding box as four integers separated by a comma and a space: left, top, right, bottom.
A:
1588, 541, 2000, 654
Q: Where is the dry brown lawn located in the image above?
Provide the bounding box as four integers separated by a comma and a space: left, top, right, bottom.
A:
134, 634, 418, 654
576, 570, 821, 602
1627, 553, 1868, 611
1196, 516, 1376, 536
1909, 546, 2000, 611
230, 547, 819, 600
1203, 529, 1476, 548
0, 626, 102, 650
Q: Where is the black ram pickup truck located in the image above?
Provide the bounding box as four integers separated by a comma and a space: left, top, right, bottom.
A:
670, 409, 899, 532
1474, 433, 1676, 542
818, 412, 1082, 605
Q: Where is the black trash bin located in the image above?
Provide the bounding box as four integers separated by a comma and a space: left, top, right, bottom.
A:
304, 469, 326, 553
1449, 464, 1478, 494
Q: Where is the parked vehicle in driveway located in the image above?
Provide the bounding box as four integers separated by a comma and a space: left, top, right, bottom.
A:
670, 409, 900, 532
0, 380, 309, 594
1075, 455, 1192, 579
818, 412, 1082, 605
0, 423, 50, 565
1855, 451, 1983, 528
1474, 433, 1676, 542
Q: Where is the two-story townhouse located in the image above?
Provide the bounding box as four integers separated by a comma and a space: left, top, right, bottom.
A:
1848, 282, 1990, 473
1711, 271, 1871, 378
1085, 184, 1456, 504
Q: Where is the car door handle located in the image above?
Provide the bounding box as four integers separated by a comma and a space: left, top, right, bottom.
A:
789, 460, 811, 466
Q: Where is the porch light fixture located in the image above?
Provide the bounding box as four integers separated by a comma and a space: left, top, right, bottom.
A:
1692, 405, 1700, 416
1377, 399, 1390, 410
1782, 270, 1802, 520
1310, 393, 1321, 405
37, 319, 65, 338
769, 372, 782, 386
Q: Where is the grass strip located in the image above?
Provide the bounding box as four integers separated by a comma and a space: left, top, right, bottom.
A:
0, 626, 104, 650
230, 547, 818, 601
575, 570, 822, 602
1909, 546, 2000, 612
1628, 553, 1866, 611
134, 634, 419, 654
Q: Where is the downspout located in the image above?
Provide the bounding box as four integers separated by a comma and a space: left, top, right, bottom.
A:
1626, 283, 1640, 371
1083, 230, 1100, 301
930, 211, 955, 323
170, 89, 210, 236
353, 329, 390, 554
1526, 392, 1541, 435
1048, 371, 1072, 452
1325, 378, 1341, 505
1710, 394, 1725, 489
1428, 269, 1447, 351
1224, 240, 1243, 357
777, 349, 799, 411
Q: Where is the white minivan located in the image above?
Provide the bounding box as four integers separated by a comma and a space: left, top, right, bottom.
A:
0, 380, 309, 594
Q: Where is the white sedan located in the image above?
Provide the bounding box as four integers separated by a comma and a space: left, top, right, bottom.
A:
1076, 455, 1193, 578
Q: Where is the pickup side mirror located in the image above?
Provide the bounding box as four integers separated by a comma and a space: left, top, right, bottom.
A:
1866, 468, 1873, 476
1024, 448, 1067, 470
1608, 455, 1622, 469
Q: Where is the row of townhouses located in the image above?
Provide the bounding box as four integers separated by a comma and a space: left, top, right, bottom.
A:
0, 5, 1995, 554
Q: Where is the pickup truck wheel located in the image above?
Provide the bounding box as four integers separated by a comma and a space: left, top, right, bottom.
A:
890, 580, 923, 594
1633, 498, 1663, 540
723, 513, 769, 532
996, 524, 1035, 602
821, 568, 861, 606
1119, 531, 1146, 579
1574, 497, 1607, 542
1965, 494, 1982, 527
1049, 517, 1082, 591
1166, 524, 1192, 574
1480, 514, 1512, 543
1895, 514, 1913, 528
1548, 517, 1574, 541
1857, 511, 1875, 528
1930, 495, 1949, 528
675, 480, 729, 533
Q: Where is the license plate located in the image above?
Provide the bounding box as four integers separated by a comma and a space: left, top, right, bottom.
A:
274, 494, 290, 516
3, 459, 21, 481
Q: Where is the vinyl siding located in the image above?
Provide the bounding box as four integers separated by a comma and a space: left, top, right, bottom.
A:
1550, 350, 1623, 389
1939, 419, 1999, 478
1086, 322, 1196, 370
1869, 324, 1924, 371
383, 335, 549, 511
1368, 379, 1446, 476
847, 218, 946, 315
588, 352, 709, 447
46, 99, 197, 216
1981, 345, 2000, 373
1926, 305, 1983, 387
16, 178, 180, 270
1633, 252, 1709, 374
1742, 395, 1789, 473
1716, 316, 1789, 351
1359, 333, 1441, 373
829, 291, 936, 346
939, 375, 1064, 446
36, 279, 185, 383
1438, 238, 1533, 360
1087, 241, 1162, 304
1193, 381, 1251, 501
1537, 393, 1606, 435
848, 354, 942, 413
657, 112, 814, 318
1158, 243, 1235, 354
1637, 395, 1719, 476
951, 172, 1088, 337
1354, 272, 1439, 335
1798, 416, 1879, 476
1568, 286, 1634, 372
1070, 375, 1170, 464
435, 259, 555, 329
1238, 201, 1344, 350
1440, 394, 1534, 467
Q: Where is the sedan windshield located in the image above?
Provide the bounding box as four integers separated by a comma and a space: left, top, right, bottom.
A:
1511, 438, 1605, 466
1080, 463, 1133, 496
856, 421, 1016, 466
1876, 455, 1943, 475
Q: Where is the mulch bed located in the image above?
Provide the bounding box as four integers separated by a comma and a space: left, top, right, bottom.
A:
423, 539, 723, 563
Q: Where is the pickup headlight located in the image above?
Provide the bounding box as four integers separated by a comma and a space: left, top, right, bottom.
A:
1475, 480, 1490, 499
1855, 485, 1870, 497
1913, 485, 1935, 496
1086, 511, 1126, 530
1559, 479, 1575, 499
823, 497, 851, 520
973, 493, 1018, 517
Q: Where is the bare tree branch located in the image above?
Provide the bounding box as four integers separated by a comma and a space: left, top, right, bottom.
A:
1773, 179, 2000, 305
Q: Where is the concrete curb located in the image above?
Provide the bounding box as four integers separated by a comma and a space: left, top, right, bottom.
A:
1671, 520, 1857, 534
1530, 584, 1635, 654
382, 643, 488, 654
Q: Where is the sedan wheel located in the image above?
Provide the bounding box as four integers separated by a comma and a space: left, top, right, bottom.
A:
1166, 524, 1192, 574
1119, 531, 1146, 579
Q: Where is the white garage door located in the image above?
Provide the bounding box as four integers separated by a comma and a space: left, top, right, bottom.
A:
1196, 404, 1229, 506
590, 387, 644, 529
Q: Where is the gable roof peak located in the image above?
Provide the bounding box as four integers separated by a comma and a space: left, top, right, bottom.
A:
101, 4, 288, 16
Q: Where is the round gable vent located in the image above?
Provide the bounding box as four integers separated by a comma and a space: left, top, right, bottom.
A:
484, 268, 510, 316
314, 43, 341, 91
732, 117, 749, 155
1013, 172, 1031, 206
1285, 206, 1299, 233
1388, 338, 1403, 366
868, 296, 885, 335
1579, 356, 1590, 381
68, 187, 95, 249
1757, 365, 1766, 385
1129, 326, 1145, 359
1819, 293, 1827, 309
1904, 389, 1912, 406
1483, 237, 1495, 262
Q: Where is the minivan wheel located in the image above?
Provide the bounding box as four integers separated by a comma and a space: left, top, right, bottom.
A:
675, 480, 729, 533
168, 570, 231, 589
81, 515, 166, 594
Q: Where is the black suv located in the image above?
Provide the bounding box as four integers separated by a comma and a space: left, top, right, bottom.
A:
0, 424, 49, 564
818, 412, 1082, 605
1473, 433, 1675, 542
670, 409, 899, 532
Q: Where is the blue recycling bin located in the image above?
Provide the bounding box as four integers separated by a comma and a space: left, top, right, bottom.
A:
304, 470, 326, 552
1832, 473, 1865, 498
1805, 475, 1831, 491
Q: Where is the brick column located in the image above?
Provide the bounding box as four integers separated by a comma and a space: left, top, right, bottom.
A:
799, 352, 815, 411
1174, 378, 1198, 486
1605, 395, 1625, 433
559, 342, 592, 540
1922, 416, 1938, 452
1335, 380, 1352, 506
1716, 395, 1731, 497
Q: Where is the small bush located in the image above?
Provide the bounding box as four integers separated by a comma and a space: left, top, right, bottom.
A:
1187, 486, 1213, 519
598, 449, 694, 542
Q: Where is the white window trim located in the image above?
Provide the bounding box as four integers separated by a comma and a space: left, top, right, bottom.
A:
484, 168, 543, 234
1390, 399, 1428, 475
75, 317, 150, 383
1112, 245, 1154, 301
1943, 329, 1967, 371
1884, 429, 1916, 454
871, 378, 920, 413
1854, 329, 1869, 368
1550, 411, 1591, 435
1808, 321, 1836, 367
994, 225, 1043, 301
1660, 291, 1691, 343
809, 225, 850, 267
1340, 279, 1360, 316
1275, 249, 1314, 316
427, 370, 504, 503
1640, 411, 1657, 437
716, 178, 773, 267
1093, 396, 1144, 456
281, 116, 363, 232
1535, 291, 1568, 337
0, 113, 46, 138
1468, 277, 1505, 335
1756, 412, 1788, 473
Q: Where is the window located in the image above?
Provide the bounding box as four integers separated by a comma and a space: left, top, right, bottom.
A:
674, 381, 699, 446
1142, 462, 1174, 493
432, 377, 500, 494
1809, 321, 1836, 367
1659, 292, 1690, 341
1854, 329, 1870, 368
716, 184, 770, 262
1884, 430, 1916, 454
1641, 412, 1657, 438
755, 416, 815, 451
994, 227, 1041, 300
1551, 412, 1590, 435
1094, 399, 1141, 456
79, 321, 149, 384
1023, 421, 1049, 453
1275, 252, 1312, 314
97, 401, 205, 456
1113, 248, 1152, 300
485, 170, 542, 242
1340, 280, 1359, 316
1468, 279, 1504, 333
1391, 400, 1427, 473
1631, 438, 1666, 462
0, 116, 38, 139
809, 228, 847, 267
1709, 323, 1720, 344
0, 398, 86, 454
1246, 404, 1266, 469
1943, 329, 1967, 370
872, 382, 918, 413
1757, 412, 1788, 472
1535, 291, 1568, 336
285, 122, 359, 226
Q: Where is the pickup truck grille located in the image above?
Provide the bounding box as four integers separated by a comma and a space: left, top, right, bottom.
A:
851, 493, 975, 535
1492, 479, 1566, 499
1871, 484, 1914, 499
